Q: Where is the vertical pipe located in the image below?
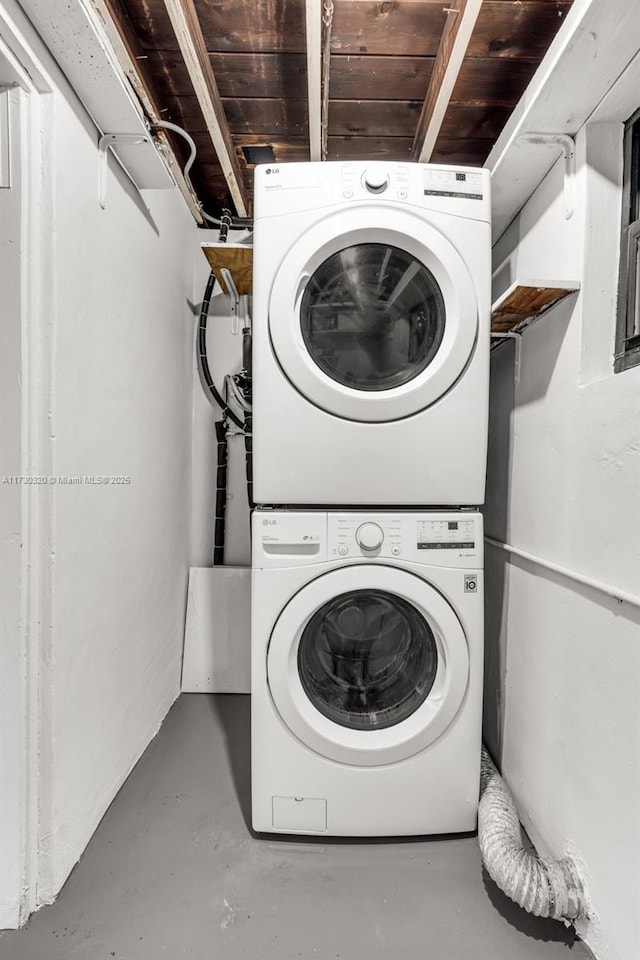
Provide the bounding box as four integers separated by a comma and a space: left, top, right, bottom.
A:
320, 1, 334, 161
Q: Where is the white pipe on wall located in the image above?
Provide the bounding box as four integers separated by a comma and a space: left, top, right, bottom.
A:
485, 536, 640, 609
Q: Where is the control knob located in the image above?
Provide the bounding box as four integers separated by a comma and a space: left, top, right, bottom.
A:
356, 522, 384, 551
362, 168, 389, 193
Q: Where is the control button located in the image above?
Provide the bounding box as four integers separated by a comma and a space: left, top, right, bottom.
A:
362, 168, 389, 194
356, 522, 384, 551
343, 189, 353, 199
391, 544, 402, 556
397, 189, 408, 200
338, 544, 349, 556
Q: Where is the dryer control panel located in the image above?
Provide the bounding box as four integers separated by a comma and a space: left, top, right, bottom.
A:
253, 161, 491, 223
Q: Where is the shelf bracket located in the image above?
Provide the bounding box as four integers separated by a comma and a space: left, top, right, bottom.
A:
516, 133, 575, 220
220, 267, 241, 334
491, 331, 522, 383
98, 132, 150, 209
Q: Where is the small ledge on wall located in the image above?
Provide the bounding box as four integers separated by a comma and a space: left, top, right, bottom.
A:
201, 242, 253, 296
490, 280, 580, 383
491, 280, 580, 334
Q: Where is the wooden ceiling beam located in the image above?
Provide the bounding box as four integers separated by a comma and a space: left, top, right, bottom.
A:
305, 0, 322, 161
162, 0, 249, 216
412, 0, 483, 164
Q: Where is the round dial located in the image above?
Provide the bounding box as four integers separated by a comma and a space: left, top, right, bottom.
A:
362, 168, 389, 193
356, 522, 384, 551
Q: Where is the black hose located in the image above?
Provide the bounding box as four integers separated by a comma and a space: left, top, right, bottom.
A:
197, 271, 243, 429
241, 326, 254, 507
214, 418, 228, 565
197, 269, 253, 545
218, 208, 233, 244
244, 412, 254, 509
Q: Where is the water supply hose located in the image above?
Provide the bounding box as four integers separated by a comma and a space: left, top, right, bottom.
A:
151, 120, 252, 228
197, 272, 243, 430
478, 746, 588, 922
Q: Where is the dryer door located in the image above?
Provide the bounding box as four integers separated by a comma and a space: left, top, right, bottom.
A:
268, 207, 479, 422
267, 564, 469, 766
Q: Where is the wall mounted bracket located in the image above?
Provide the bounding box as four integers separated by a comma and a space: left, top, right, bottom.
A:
220, 267, 241, 335
490, 331, 522, 383
98, 132, 150, 209
515, 133, 576, 219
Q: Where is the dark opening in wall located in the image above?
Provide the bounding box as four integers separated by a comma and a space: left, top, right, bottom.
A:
242, 145, 276, 166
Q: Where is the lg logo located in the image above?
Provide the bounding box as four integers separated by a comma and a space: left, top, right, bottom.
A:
262, 518, 276, 526
265, 167, 280, 175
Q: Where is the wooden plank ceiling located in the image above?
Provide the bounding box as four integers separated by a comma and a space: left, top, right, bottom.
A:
104, 0, 573, 219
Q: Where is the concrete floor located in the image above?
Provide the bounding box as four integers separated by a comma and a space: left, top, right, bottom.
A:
0, 694, 594, 960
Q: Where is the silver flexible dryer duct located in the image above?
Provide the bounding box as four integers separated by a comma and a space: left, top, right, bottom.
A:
478, 746, 588, 922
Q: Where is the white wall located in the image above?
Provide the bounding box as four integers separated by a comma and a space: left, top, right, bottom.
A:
0, 83, 28, 929
485, 60, 640, 960
49, 100, 195, 892
0, 0, 197, 921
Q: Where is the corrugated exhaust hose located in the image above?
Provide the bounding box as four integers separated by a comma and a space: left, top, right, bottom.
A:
479, 746, 588, 921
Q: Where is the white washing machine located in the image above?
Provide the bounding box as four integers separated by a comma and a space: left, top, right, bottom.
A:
251, 509, 483, 836
252, 161, 491, 506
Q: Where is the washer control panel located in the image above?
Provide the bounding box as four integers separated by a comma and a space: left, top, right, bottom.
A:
327, 512, 482, 568
253, 511, 482, 569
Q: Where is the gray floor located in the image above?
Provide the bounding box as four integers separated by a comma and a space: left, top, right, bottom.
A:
0, 695, 594, 960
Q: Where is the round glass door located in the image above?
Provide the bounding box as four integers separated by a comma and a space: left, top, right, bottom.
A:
300, 244, 445, 392
268, 207, 479, 423
267, 565, 470, 766
298, 588, 438, 730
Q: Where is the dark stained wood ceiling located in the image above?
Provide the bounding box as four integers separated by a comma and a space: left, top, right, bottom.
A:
104, 0, 573, 220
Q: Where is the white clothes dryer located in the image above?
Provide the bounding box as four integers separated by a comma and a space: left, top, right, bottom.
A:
252, 161, 491, 507
251, 509, 484, 837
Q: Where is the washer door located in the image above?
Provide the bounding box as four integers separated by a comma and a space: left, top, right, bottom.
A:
269, 207, 478, 422
267, 565, 469, 766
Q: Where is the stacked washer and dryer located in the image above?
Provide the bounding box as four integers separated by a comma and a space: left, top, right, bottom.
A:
250, 161, 491, 836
